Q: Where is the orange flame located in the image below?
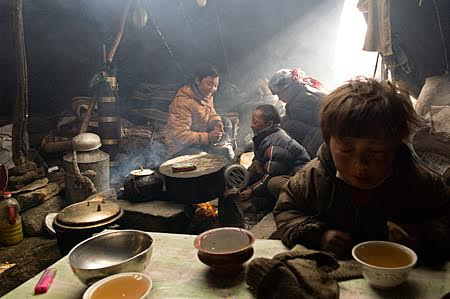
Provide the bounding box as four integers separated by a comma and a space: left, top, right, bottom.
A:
194, 202, 218, 218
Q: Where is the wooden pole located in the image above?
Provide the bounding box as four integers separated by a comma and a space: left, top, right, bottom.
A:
12, 0, 28, 166
107, 0, 133, 63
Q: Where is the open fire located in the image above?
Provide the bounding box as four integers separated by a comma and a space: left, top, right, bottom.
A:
194, 202, 218, 218
189, 202, 219, 234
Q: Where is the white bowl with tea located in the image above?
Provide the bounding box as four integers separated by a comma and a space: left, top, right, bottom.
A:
352, 241, 417, 289
83, 272, 152, 299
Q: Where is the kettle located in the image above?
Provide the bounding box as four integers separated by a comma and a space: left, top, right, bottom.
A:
62, 133, 110, 203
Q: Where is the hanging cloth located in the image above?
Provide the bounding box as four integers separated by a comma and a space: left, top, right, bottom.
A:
362, 0, 393, 56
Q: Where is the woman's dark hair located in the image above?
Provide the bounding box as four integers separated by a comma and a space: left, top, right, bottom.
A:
256, 104, 281, 125
194, 64, 219, 81
319, 78, 420, 142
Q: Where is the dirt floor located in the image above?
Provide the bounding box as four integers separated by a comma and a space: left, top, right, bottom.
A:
0, 237, 61, 297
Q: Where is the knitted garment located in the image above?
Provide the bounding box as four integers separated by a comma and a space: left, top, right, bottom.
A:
246, 245, 362, 299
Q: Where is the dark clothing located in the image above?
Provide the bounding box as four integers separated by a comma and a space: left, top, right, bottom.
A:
248, 125, 310, 210
274, 143, 450, 264
281, 83, 325, 157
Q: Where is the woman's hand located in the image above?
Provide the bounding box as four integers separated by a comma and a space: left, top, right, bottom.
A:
208, 130, 223, 143
320, 229, 353, 258
213, 122, 224, 133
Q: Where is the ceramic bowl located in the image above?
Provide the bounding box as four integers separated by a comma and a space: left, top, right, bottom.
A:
69, 230, 153, 285
82, 272, 152, 299
194, 227, 255, 275
352, 241, 417, 289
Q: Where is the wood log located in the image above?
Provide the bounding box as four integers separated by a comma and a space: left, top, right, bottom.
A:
47, 170, 64, 182
11, 177, 48, 194
8, 167, 45, 189
15, 182, 62, 212
8, 161, 36, 176
12, 0, 28, 166
41, 140, 72, 153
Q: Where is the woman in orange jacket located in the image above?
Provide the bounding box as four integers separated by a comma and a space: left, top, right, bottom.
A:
165, 64, 234, 159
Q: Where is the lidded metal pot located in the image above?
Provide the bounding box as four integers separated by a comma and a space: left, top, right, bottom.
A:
62, 133, 110, 203
53, 198, 123, 255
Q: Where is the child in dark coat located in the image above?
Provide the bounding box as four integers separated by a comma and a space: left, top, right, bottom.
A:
274, 79, 450, 264
240, 104, 310, 211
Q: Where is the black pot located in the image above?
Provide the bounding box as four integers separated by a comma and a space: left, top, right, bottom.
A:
159, 153, 227, 204
123, 169, 163, 202
164, 170, 225, 204
53, 200, 123, 255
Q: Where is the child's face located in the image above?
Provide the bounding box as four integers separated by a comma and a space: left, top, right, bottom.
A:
329, 136, 398, 190
251, 110, 272, 134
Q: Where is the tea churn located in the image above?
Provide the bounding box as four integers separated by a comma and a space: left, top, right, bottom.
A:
63, 133, 110, 203
0, 191, 23, 246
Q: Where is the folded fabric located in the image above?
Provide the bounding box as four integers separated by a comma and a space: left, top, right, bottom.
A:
246, 245, 362, 299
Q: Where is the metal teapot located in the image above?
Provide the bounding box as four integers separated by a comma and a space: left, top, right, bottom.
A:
62, 133, 110, 203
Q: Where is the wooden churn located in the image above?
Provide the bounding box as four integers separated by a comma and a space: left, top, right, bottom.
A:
97, 75, 121, 167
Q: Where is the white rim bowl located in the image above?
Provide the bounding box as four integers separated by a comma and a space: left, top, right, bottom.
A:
352, 241, 417, 270
82, 272, 152, 299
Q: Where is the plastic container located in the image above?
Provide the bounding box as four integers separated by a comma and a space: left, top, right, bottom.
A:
0, 191, 24, 245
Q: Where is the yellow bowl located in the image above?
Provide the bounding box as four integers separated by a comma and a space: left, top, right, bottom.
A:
82, 272, 152, 299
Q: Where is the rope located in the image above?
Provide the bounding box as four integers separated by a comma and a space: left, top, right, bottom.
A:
71, 150, 97, 194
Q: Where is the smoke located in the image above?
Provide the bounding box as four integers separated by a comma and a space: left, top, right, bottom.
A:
225, 0, 344, 93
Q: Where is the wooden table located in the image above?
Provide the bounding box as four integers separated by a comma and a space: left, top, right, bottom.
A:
3, 232, 449, 298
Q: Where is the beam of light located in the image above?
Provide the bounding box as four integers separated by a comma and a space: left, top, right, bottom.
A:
333, 0, 378, 88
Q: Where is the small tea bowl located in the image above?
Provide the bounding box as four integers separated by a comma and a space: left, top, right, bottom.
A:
82, 272, 152, 299
352, 241, 417, 289
194, 227, 256, 275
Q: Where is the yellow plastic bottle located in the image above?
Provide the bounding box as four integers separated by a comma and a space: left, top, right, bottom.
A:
0, 191, 23, 245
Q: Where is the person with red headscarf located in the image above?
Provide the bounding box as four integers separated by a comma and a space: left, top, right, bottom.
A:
268, 68, 327, 158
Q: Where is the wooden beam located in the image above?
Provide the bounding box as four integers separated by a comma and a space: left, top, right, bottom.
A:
12, 0, 28, 166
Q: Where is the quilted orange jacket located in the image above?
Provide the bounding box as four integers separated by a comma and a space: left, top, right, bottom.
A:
164, 84, 222, 156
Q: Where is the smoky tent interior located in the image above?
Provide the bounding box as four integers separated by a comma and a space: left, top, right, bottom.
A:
0, 0, 449, 297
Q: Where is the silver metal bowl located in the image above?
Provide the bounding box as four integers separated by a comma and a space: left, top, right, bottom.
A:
69, 230, 153, 285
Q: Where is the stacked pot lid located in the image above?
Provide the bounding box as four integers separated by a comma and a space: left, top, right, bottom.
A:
53, 200, 123, 230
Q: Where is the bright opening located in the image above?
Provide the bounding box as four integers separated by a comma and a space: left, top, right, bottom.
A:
333, 0, 378, 88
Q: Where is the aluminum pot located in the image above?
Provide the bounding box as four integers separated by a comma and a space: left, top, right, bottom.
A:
159, 153, 227, 204
53, 198, 123, 255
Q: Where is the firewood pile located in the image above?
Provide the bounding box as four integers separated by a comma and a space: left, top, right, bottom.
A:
7, 161, 64, 209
